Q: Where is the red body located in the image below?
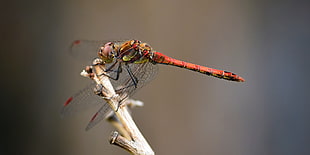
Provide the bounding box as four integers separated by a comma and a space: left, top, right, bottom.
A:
151, 52, 245, 82
62, 39, 245, 131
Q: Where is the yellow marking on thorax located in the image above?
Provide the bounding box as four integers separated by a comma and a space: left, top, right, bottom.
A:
122, 55, 133, 61
134, 58, 149, 64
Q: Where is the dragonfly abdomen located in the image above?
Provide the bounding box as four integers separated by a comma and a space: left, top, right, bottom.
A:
152, 52, 245, 82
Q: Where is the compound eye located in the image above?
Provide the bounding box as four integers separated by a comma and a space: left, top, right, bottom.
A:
98, 42, 115, 64
99, 42, 114, 57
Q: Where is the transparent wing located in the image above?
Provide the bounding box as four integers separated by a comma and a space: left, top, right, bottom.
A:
69, 40, 105, 65
61, 83, 103, 117
61, 83, 114, 130
69, 39, 127, 64
109, 61, 158, 99
83, 61, 158, 130
85, 103, 113, 131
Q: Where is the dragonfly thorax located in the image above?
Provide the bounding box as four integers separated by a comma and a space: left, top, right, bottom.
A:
112, 40, 152, 64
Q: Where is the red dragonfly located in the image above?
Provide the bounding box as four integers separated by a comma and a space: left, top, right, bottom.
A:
62, 40, 245, 130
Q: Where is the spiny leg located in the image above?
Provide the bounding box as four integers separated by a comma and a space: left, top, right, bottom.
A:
104, 60, 119, 72
97, 62, 122, 80
114, 64, 139, 111
124, 63, 138, 88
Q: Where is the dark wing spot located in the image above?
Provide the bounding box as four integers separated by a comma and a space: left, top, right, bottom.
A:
90, 112, 99, 122
64, 97, 73, 106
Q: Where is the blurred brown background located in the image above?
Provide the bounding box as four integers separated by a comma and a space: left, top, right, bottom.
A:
1, 0, 310, 155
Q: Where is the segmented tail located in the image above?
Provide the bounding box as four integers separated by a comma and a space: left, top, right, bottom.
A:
151, 52, 245, 82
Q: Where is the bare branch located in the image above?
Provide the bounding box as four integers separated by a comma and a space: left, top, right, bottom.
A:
82, 58, 154, 155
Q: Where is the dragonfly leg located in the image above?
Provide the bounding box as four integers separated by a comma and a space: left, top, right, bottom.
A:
94, 83, 128, 112
124, 63, 138, 88
115, 94, 129, 112
104, 60, 119, 72
97, 62, 122, 80
114, 82, 137, 94
93, 83, 119, 99
93, 84, 104, 96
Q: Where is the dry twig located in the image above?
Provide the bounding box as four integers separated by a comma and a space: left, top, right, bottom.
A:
82, 58, 154, 155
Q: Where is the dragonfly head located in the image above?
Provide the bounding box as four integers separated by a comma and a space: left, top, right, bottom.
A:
98, 42, 115, 63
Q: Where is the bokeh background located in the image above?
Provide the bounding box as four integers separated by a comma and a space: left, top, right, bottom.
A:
2, 0, 310, 155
